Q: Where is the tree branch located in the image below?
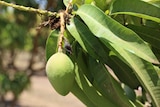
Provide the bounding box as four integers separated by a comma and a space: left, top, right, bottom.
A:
58, 12, 65, 52
0, 1, 56, 16
65, 0, 73, 13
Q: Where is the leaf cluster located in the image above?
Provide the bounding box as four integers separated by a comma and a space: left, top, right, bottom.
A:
46, 0, 160, 106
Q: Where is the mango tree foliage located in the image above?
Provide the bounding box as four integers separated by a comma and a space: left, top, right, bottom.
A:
47, 0, 160, 106
1, 0, 160, 107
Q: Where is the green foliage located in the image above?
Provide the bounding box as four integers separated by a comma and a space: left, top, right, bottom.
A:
0, 3, 37, 50
76, 4, 158, 64
0, 72, 30, 97
110, 0, 160, 23
1, 0, 160, 106
0, 74, 10, 95
67, 17, 110, 63
45, 30, 59, 61
127, 24, 160, 49
46, 0, 160, 106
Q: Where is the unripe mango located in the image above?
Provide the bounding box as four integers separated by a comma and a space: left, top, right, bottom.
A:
46, 52, 75, 96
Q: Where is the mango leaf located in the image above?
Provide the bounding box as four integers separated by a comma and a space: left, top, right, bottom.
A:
152, 47, 160, 63
121, 84, 136, 102
110, 0, 160, 23
75, 50, 135, 106
76, 4, 159, 64
145, 20, 160, 29
127, 24, 160, 49
149, 0, 160, 8
63, 0, 84, 7
141, 0, 160, 8
76, 66, 117, 107
45, 30, 59, 61
85, 0, 93, 4
87, 56, 135, 107
108, 54, 141, 89
64, 0, 92, 6
66, 17, 110, 64
94, 0, 110, 11
108, 43, 160, 107
63, 0, 69, 7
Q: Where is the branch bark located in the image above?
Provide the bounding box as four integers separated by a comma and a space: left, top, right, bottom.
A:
58, 12, 65, 52
0, 1, 56, 16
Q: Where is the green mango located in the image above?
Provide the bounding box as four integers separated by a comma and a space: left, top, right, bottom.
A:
46, 52, 75, 96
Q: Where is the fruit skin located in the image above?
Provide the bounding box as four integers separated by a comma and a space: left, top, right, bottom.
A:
46, 52, 75, 96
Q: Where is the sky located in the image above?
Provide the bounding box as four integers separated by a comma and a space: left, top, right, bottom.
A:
35, 0, 47, 9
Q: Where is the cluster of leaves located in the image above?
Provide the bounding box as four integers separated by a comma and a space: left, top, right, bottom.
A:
0, 0, 160, 106
46, 0, 160, 106
0, 72, 30, 99
0, 0, 38, 50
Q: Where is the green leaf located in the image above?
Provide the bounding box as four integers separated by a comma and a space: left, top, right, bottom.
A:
110, 0, 160, 23
76, 4, 159, 64
71, 71, 96, 107
45, 30, 59, 61
122, 84, 136, 102
145, 20, 160, 29
66, 17, 110, 63
63, 0, 70, 7
127, 24, 160, 49
85, 0, 93, 4
134, 100, 144, 107
112, 15, 142, 26
76, 50, 134, 107
108, 43, 160, 107
152, 47, 160, 64
63, 0, 84, 7
108, 54, 141, 89
76, 66, 117, 107
94, 0, 110, 11
149, 0, 160, 8
87, 56, 135, 107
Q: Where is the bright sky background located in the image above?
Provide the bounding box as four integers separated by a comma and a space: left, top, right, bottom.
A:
35, 0, 47, 9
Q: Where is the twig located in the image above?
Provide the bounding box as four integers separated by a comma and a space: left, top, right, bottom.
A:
0, 1, 56, 16
65, 0, 73, 13
58, 0, 73, 52
58, 12, 65, 52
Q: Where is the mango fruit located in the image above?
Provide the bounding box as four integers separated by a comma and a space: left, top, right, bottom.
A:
46, 52, 75, 96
